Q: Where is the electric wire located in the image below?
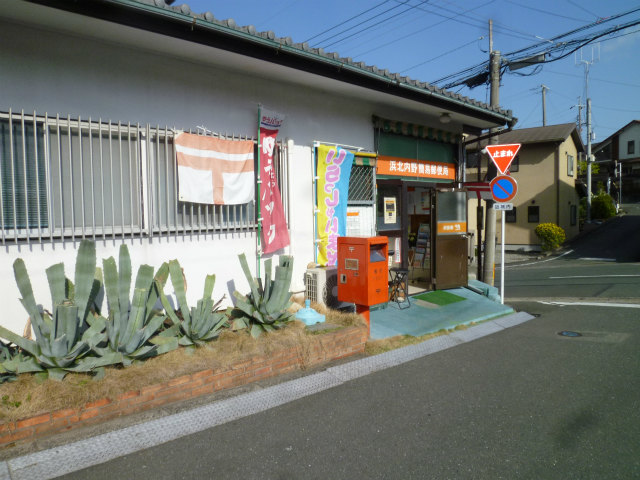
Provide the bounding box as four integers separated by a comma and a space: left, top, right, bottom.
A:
399, 37, 484, 73
350, 1, 496, 59
316, 0, 425, 50
303, 0, 391, 44
432, 10, 640, 89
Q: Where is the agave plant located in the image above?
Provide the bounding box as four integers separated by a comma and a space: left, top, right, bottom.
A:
0, 340, 23, 383
157, 260, 228, 347
99, 245, 178, 365
0, 240, 118, 380
231, 253, 294, 338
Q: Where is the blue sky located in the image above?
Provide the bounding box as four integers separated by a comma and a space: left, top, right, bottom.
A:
179, 0, 640, 141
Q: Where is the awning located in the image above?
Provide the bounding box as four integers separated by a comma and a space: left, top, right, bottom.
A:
373, 116, 463, 144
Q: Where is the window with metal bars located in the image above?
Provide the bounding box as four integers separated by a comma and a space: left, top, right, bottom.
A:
347, 165, 375, 205
0, 110, 288, 243
0, 117, 48, 232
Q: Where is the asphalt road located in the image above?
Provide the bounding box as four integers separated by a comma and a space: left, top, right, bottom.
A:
499, 212, 640, 301
56, 300, 639, 480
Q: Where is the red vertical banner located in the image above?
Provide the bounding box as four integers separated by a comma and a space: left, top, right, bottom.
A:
259, 108, 290, 254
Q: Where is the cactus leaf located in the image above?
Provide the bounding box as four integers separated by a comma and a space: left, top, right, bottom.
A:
238, 253, 261, 306
250, 324, 263, 338
157, 281, 181, 326
263, 258, 273, 302
149, 335, 178, 355
13, 259, 44, 335
203, 274, 215, 300
117, 244, 132, 325
46, 263, 67, 307
74, 240, 97, 326
168, 260, 191, 324
0, 325, 39, 357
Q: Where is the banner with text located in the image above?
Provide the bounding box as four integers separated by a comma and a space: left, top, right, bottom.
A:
316, 144, 354, 266
259, 107, 290, 254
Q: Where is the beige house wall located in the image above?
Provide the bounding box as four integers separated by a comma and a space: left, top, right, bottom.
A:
466, 136, 580, 252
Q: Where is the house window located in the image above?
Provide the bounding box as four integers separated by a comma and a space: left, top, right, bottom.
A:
528, 205, 539, 223
466, 152, 480, 168
570, 205, 577, 226
1, 117, 48, 231
507, 155, 519, 173
628, 140, 635, 155
0, 110, 286, 243
567, 154, 574, 176
505, 206, 516, 223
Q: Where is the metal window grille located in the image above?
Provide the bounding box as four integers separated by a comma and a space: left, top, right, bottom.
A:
0, 110, 288, 244
347, 165, 375, 205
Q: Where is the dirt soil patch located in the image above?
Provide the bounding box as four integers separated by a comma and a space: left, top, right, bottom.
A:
0, 304, 364, 424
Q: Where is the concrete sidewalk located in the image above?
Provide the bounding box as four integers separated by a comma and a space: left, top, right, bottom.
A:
371, 285, 514, 339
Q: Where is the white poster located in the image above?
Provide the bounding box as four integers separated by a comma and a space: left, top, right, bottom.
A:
346, 206, 375, 237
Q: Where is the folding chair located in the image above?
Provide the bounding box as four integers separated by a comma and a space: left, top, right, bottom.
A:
388, 267, 410, 309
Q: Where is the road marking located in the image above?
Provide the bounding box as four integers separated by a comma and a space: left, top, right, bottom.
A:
502, 249, 573, 269
549, 274, 640, 279
578, 257, 616, 262
538, 301, 640, 308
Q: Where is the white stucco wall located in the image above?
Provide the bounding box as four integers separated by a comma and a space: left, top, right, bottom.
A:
0, 15, 451, 334
619, 123, 640, 160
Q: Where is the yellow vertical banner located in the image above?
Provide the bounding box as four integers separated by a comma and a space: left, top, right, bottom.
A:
316, 145, 354, 266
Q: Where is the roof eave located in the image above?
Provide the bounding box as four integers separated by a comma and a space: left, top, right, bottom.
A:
25, 0, 514, 128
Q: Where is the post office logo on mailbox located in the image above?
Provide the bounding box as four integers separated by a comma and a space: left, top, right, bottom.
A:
345, 259, 359, 270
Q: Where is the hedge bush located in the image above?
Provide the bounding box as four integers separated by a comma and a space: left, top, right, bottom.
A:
590, 192, 617, 220
535, 223, 566, 251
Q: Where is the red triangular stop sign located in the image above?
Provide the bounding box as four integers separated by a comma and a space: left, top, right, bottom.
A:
485, 144, 522, 174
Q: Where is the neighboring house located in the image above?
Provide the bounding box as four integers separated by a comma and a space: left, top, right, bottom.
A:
593, 120, 640, 203
466, 123, 584, 251
0, 0, 514, 335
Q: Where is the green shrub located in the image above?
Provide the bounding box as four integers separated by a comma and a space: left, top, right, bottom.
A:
591, 192, 616, 219
535, 223, 566, 251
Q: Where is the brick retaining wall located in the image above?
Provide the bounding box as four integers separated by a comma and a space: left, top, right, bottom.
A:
0, 325, 367, 449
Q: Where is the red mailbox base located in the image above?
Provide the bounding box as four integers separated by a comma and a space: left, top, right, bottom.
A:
356, 304, 370, 337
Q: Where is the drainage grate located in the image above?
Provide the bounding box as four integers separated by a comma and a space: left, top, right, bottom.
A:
558, 330, 582, 337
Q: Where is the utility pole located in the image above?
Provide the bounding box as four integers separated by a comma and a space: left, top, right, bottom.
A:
577, 47, 598, 222
483, 19, 500, 286
575, 96, 583, 137
541, 84, 548, 126
586, 97, 593, 222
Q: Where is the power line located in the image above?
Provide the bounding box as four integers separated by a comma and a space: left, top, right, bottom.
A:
350, 0, 497, 58
303, 0, 391, 44
432, 8, 640, 88
399, 37, 484, 73
566, 0, 601, 20
317, 0, 425, 50
505, 0, 590, 23
545, 68, 640, 88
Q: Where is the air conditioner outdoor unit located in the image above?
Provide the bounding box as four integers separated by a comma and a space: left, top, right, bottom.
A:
304, 266, 352, 310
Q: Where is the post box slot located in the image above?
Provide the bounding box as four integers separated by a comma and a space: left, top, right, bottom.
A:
370, 244, 386, 263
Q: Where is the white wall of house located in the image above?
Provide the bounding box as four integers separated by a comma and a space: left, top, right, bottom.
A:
0, 16, 450, 334
619, 123, 640, 160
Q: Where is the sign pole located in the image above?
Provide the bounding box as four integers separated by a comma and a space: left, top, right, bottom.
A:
500, 211, 505, 304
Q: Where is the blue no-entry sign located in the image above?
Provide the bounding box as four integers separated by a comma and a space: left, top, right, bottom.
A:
490, 175, 518, 202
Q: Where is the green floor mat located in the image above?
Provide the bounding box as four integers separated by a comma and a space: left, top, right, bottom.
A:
413, 290, 466, 306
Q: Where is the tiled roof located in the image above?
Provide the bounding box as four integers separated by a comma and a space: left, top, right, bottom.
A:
468, 123, 584, 152
494, 123, 579, 144
127, 0, 513, 121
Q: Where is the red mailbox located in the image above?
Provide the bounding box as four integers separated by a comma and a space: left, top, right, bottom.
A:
337, 236, 389, 308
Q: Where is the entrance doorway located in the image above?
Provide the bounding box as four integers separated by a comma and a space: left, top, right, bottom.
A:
375, 181, 468, 293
